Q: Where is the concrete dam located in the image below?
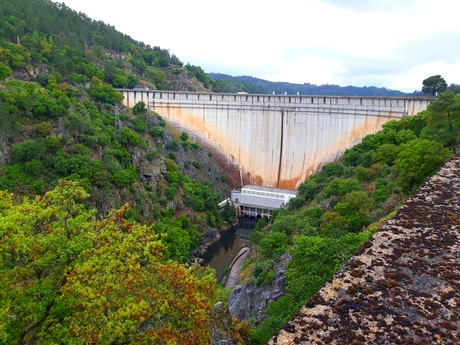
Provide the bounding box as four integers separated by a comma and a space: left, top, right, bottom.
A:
120, 90, 431, 189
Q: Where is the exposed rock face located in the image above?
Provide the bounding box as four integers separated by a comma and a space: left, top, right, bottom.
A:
269, 155, 460, 344
229, 253, 291, 326
209, 301, 252, 345
158, 121, 232, 201
165, 69, 210, 93
193, 228, 221, 257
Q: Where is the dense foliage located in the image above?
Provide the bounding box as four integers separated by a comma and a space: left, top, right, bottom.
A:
1, 1, 458, 344
249, 92, 457, 343
422, 74, 447, 96
0, 2, 237, 342
0, 0, 208, 92
0, 77, 229, 239
0, 181, 220, 344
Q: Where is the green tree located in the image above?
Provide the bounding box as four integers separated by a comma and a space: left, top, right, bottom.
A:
0, 182, 219, 344
252, 232, 372, 344
372, 143, 401, 165
395, 139, 452, 191
185, 63, 213, 88
0, 180, 95, 344
0, 103, 18, 143
323, 178, 361, 197
334, 191, 373, 232
63, 205, 217, 344
0, 62, 12, 80
422, 75, 447, 96
117, 127, 145, 147
180, 131, 189, 141
132, 101, 147, 115
422, 92, 460, 154
12, 139, 46, 162
222, 200, 236, 224
258, 232, 288, 259
88, 77, 123, 105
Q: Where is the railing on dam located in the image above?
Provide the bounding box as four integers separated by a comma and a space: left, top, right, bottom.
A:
119, 89, 431, 118
118, 89, 432, 189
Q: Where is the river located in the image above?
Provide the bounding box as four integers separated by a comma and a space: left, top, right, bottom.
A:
201, 217, 257, 282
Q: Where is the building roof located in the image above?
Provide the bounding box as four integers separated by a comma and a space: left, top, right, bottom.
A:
241, 185, 297, 196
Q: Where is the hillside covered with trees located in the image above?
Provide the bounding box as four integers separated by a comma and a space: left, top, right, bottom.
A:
0, 0, 212, 91
0, 0, 245, 343
1, 0, 459, 344
208, 73, 412, 96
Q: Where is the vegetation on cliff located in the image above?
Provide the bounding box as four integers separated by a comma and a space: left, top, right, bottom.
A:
1, 0, 459, 344
0, 0, 209, 91
0, 181, 221, 344
0, 1, 238, 343
249, 88, 458, 343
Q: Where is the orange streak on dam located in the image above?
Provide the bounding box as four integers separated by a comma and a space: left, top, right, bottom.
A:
121, 90, 431, 189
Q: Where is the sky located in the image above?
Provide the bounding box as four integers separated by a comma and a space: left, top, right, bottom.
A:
55, 0, 460, 92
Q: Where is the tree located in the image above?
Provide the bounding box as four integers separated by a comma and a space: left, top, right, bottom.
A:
0, 62, 12, 80
0, 181, 219, 344
179, 131, 189, 141
0, 180, 95, 344
323, 178, 361, 197
422, 75, 447, 96
222, 200, 236, 224
132, 101, 147, 115
372, 143, 401, 165
286, 232, 372, 301
88, 76, 123, 105
422, 92, 460, 154
334, 191, 373, 232
0, 103, 18, 144
258, 232, 288, 259
395, 139, 452, 191
62, 205, 217, 345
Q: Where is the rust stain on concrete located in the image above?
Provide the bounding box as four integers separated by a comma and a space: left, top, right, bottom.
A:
125, 92, 431, 191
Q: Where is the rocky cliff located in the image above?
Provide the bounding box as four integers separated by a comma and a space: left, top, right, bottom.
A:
269, 155, 460, 344
229, 253, 291, 326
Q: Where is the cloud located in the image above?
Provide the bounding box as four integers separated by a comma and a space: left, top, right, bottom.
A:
55, 0, 460, 92
322, 0, 422, 12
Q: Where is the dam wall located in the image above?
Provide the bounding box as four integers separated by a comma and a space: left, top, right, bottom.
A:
120, 90, 431, 189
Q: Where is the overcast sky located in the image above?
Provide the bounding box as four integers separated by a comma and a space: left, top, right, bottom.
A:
55, 0, 460, 92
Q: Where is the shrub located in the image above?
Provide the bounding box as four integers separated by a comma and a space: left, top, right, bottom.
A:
132, 101, 147, 115
179, 132, 188, 141
12, 140, 45, 162
117, 127, 145, 147
112, 166, 138, 187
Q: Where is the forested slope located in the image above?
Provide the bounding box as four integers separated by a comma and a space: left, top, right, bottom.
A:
0, 1, 243, 343
1, 1, 459, 344
208, 73, 412, 96
0, 0, 232, 224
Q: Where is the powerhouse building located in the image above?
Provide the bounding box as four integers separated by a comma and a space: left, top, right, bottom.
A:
230, 185, 297, 218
